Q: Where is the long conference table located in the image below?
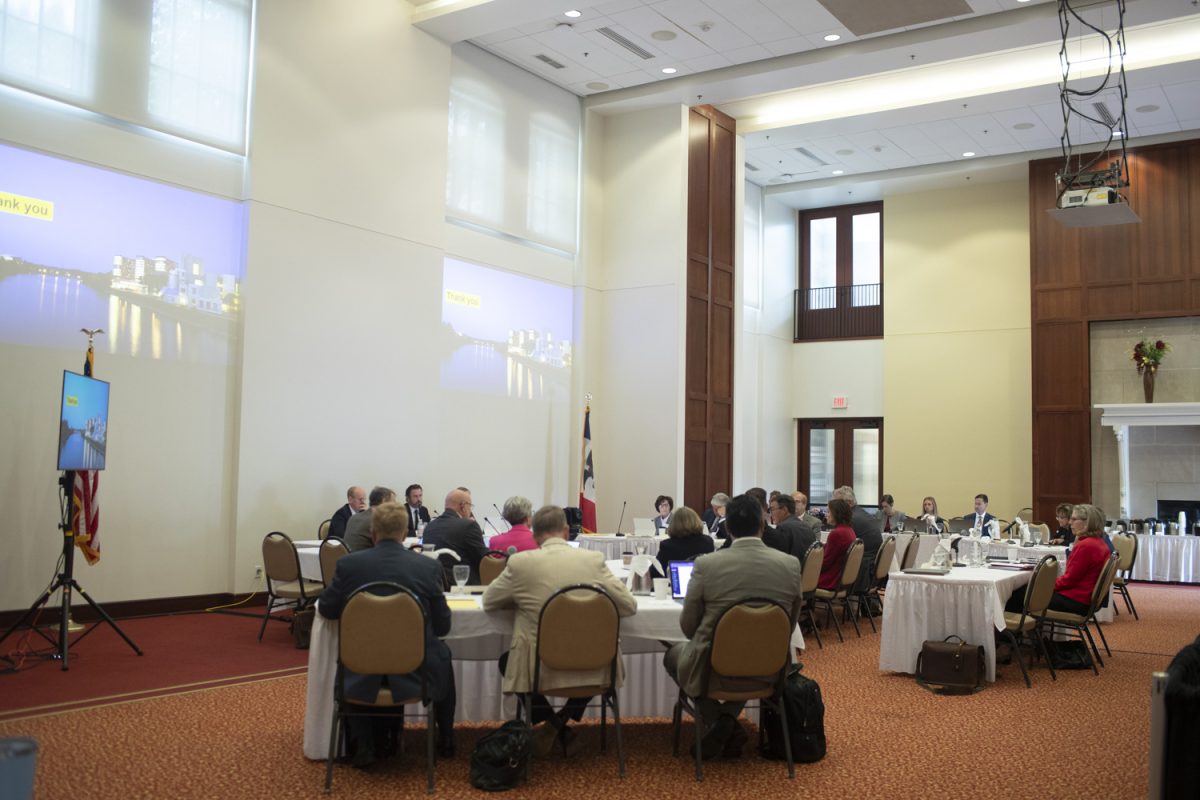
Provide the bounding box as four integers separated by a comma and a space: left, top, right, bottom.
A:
302, 589, 805, 761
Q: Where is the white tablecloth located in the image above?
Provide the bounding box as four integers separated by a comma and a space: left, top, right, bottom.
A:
303, 594, 803, 759
575, 535, 662, 560
879, 567, 1032, 682
1131, 534, 1200, 583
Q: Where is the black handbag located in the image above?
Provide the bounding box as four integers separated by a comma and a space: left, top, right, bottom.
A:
469, 720, 533, 792
915, 635, 985, 694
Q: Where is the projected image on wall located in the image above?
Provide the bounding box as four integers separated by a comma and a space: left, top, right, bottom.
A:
0, 143, 245, 363
440, 257, 572, 399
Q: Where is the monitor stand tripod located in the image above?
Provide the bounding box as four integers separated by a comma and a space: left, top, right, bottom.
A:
0, 472, 142, 670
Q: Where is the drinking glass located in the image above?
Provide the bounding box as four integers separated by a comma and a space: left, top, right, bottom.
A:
452, 564, 470, 593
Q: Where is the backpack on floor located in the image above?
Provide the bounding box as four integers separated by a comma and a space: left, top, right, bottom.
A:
469, 720, 533, 792
1045, 638, 1092, 670
759, 666, 826, 763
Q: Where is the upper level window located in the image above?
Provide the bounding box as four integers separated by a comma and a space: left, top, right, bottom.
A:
148, 0, 251, 149
446, 78, 504, 225
795, 202, 883, 341
0, 0, 96, 99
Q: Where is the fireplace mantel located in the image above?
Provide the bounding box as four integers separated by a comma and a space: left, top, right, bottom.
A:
1096, 403, 1200, 518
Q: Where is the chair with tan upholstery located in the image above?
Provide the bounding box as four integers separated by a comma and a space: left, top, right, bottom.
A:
671, 598, 795, 782
479, 552, 508, 586
1035, 554, 1119, 676
259, 531, 323, 642
999, 554, 1058, 687
319, 537, 350, 587
855, 536, 896, 633
813, 540, 864, 642
1016, 508, 1035, 523
1112, 533, 1139, 620
1029, 523, 1051, 545
798, 542, 824, 650
524, 584, 625, 776
324, 582, 434, 794
318, 518, 331, 540
898, 535, 923, 571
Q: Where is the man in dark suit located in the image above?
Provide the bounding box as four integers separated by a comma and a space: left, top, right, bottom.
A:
966, 493, 997, 534
422, 487, 489, 584
328, 485, 366, 540
832, 485, 882, 592
769, 494, 818, 562
343, 486, 396, 552
318, 502, 456, 765
404, 483, 431, 535
663, 494, 802, 760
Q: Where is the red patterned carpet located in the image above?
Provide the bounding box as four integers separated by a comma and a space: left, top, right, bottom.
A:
1, 583, 1196, 799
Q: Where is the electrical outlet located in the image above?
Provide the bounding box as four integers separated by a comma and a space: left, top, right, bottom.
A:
254, 565, 263, 580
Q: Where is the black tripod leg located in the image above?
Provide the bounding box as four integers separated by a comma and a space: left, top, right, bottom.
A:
72, 581, 142, 657
0, 585, 60, 650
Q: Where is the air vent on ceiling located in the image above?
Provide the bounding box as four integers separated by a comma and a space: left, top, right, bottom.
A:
1092, 101, 1117, 127
744, 162, 760, 172
596, 27, 654, 60
534, 54, 566, 69
794, 146, 829, 167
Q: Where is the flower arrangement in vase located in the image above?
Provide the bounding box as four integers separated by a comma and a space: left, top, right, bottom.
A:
1131, 337, 1171, 403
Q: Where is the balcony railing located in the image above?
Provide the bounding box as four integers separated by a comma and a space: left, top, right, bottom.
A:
794, 283, 883, 341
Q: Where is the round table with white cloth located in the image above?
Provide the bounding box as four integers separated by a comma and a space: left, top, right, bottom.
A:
1129, 533, 1200, 583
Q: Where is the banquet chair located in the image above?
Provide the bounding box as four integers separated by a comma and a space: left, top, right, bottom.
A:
798, 543, 824, 650
999, 554, 1058, 688
521, 585, 625, 776
947, 516, 972, 534
259, 531, 323, 642
671, 598, 795, 782
898, 535, 923, 571
813, 540, 864, 643
854, 536, 896, 633
1029, 523, 1051, 544
1016, 508, 1035, 523
1036, 554, 1119, 675
318, 518, 331, 540
479, 552, 508, 585
319, 537, 350, 587
324, 582, 435, 794
1112, 533, 1139, 620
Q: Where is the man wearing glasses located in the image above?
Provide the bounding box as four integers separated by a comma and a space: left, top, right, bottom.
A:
422, 487, 489, 584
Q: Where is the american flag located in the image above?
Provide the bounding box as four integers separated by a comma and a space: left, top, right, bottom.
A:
73, 344, 101, 565
579, 405, 597, 532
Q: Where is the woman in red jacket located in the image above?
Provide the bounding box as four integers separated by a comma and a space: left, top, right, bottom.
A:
819, 498, 856, 590
1051, 504, 1112, 615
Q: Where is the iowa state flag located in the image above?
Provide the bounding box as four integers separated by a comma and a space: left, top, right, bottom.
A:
579, 405, 597, 532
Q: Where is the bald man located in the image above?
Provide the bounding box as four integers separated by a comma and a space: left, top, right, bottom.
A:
421, 487, 489, 584
328, 485, 366, 540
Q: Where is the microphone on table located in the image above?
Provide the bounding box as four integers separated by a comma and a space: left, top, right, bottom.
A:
484, 517, 502, 535
1000, 518, 1020, 535
615, 500, 627, 536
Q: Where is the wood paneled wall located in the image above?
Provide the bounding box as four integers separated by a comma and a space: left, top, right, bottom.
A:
684, 106, 735, 512
1030, 138, 1200, 521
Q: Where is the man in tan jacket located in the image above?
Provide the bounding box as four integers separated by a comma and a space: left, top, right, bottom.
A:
482, 504, 637, 750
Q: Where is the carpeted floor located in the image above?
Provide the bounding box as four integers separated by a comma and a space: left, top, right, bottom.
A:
1, 583, 1196, 799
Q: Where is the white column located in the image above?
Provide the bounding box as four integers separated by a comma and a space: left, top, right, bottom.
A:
1114, 425, 1130, 519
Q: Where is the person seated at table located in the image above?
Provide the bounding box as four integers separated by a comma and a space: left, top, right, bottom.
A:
662, 494, 802, 760
483, 504, 637, 754
657, 506, 715, 575
769, 493, 818, 562
819, 498, 856, 591
488, 496, 538, 553
328, 485, 367, 540
317, 502, 457, 766
965, 493, 997, 535
1005, 503, 1111, 615
919, 496, 946, 533
343, 486, 396, 552
879, 494, 907, 532
703, 492, 729, 536
793, 491, 823, 531
1049, 502, 1075, 546
423, 487, 490, 585
653, 495, 675, 533
832, 486, 882, 592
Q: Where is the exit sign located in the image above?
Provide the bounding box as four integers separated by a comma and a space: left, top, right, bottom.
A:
832, 396, 849, 409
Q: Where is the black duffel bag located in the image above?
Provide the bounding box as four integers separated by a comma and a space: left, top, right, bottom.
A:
759, 666, 827, 763
469, 720, 533, 792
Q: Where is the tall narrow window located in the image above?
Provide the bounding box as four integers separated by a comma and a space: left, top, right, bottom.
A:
527, 111, 575, 247
0, 0, 96, 99
446, 79, 504, 224
795, 201, 883, 341
148, 0, 251, 149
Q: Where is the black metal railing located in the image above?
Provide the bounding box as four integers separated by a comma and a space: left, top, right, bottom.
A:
793, 284, 882, 341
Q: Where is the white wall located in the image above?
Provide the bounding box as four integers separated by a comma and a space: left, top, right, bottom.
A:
792, 339, 885, 419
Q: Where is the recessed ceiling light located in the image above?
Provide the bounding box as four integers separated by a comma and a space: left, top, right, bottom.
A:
661, 67, 677, 74
651, 30, 677, 41
564, 9, 582, 18
962, 151, 976, 157
1012, 122, 1035, 130
586, 81, 609, 91
1017, 0, 1031, 3
1135, 104, 1159, 113
823, 34, 841, 42
832, 169, 844, 175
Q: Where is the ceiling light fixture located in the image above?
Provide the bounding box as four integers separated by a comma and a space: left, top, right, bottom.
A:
823, 34, 841, 42
1134, 104, 1159, 113
651, 30, 677, 41
586, 81, 609, 91
832, 169, 844, 175
962, 151, 975, 157
661, 67, 677, 74
1012, 122, 1035, 130
564, 9, 582, 18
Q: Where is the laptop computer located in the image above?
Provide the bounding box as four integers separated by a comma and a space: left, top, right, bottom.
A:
669, 560, 695, 601
632, 517, 656, 536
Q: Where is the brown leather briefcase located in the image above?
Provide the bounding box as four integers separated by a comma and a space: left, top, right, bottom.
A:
915, 635, 985, 694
